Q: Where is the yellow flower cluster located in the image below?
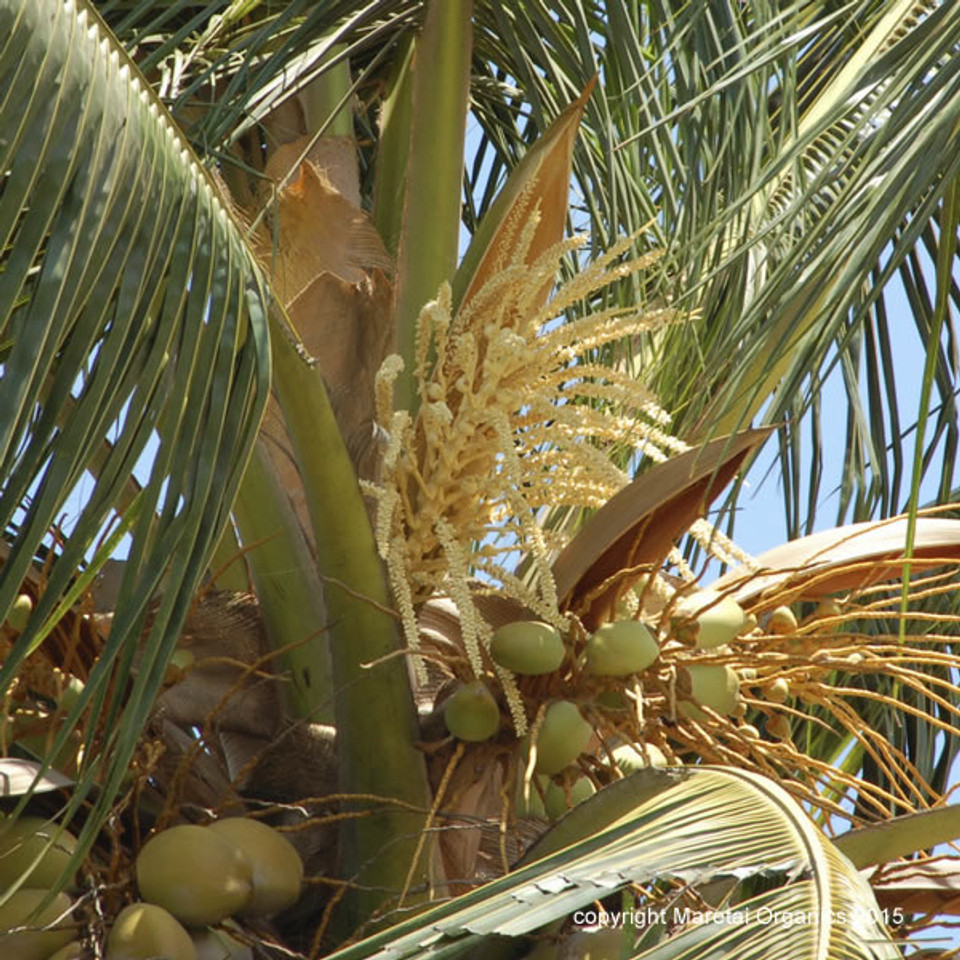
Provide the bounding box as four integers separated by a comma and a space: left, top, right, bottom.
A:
366, 224, 687, 711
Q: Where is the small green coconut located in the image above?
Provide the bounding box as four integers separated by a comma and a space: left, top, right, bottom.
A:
816, 598, 843, 619
48, 941, 83, 960
681, 664, 741, 719
58, 676, 85, 713
532, 701, 593, 775
769, 605, 799, 634
136, 824, 253, 927
490, 621, 565, 675
192, 925, 253, 960
563, 927, 626, 960
514, 775, 549, 819
585, 620, 659, 676
611, 742, 670, 775
165, 649, 196, 685
5, 593, 33, 633
444, 681, 501, 742
543, 774, 596, 820
106, 903, 196, 960
766, 713, 793, 740
676, 591, 747, 650
766, 677, 791, 703
594, 689, 631, 712
207, 818, 303, 918
0, 889, 75, 960
0, 817, 77, 890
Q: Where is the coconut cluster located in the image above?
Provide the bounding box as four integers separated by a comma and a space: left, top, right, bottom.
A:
0, 816, 79, 960
440, 614, 672, 818
106, 818, 303, 960
1, 591, 90, 780
110, 818, 300, 960
437, 586, 811, 821
0, 814, 304, 960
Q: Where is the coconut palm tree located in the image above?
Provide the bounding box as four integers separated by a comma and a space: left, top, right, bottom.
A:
3, 1, 960, 958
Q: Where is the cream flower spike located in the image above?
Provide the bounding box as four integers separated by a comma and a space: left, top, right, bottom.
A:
368, 221, 741, 729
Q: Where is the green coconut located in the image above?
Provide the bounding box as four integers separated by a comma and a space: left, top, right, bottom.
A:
514, 775, 549, 819
444, 681, 501, 742
532, 701, 593, 775
0, 817, 77, 890
192, 925, 253, 960
769, 605, 799, 634
681, 664, 741, 719
5, 594, 33, 633
136, 824, 253, 927
585, 620, 660, 676
165, 649, 196, 685
543, 774, 596, 820
767, 713, 793, 740
10, 722, 84, 779
207, 818, 303, 918
563, 928, 626, 960
611, 742, 670, 774
594, 689, 631, 712
676, 591, 747, 650
106, 903, 196, 960
0, 889, 75, 960
490, 621, 565, 675
58, 676, 85, 713
816, 598, 843, 619
766, 677, 791, 703
48, 941, 83, 960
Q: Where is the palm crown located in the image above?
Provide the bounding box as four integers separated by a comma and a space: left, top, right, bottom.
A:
1, 2, 960, 959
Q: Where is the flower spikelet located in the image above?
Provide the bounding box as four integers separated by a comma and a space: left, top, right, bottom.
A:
371, 218, 717, 727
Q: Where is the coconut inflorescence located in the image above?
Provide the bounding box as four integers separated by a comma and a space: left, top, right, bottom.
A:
427, 580, 779, 844
437, 595, 755, 790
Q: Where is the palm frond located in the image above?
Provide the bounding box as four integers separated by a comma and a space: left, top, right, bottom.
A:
324, 766, 900, 960
471, 1, 960, 535
82, 2, 960, 538
0, 0, 269, 854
